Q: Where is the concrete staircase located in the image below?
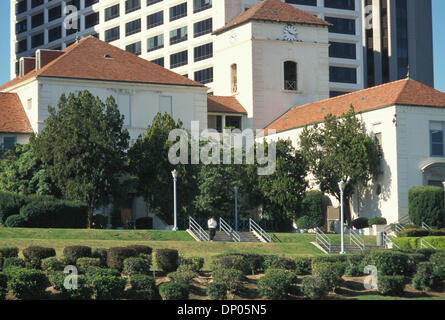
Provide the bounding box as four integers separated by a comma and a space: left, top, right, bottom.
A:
212, 231, 261, 242
328, 244, 384, 254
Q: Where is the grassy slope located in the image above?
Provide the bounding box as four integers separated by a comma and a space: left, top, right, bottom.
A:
0, 228, 377, 269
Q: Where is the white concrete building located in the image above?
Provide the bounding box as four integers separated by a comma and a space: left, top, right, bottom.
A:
262, 78, 445, 224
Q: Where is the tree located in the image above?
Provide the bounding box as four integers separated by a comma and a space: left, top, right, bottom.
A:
30, 91, 130, 228
254, 139, 308, 231
0, 144, 59, 196
299, 106, 380, 224
128, 112, 198, 225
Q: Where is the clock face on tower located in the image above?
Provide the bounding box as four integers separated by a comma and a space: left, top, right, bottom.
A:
283, 25, 297, 41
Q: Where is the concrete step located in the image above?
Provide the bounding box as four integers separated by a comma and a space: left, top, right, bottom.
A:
327, 244, 385, 254
209, 231, 261, 242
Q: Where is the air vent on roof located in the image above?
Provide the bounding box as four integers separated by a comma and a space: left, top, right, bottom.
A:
104, 54, 112, 59
35, 49, 64, 70
19, 57, 36, 77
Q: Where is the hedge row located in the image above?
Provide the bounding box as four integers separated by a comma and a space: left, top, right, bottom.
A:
393, 236, 445, 250
398, 228, 445, 238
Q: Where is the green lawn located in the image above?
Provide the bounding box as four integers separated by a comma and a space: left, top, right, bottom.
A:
0, 227, 377, 269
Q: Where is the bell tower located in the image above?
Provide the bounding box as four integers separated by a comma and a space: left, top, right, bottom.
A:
213, 0, 331, 131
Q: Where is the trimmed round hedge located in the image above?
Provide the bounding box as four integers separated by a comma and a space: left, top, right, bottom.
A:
408, 186, 444, 228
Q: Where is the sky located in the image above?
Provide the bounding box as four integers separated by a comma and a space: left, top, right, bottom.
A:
0, 1, 443, 91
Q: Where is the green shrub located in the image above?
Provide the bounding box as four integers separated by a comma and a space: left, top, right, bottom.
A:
8, 268, 49, 299
241, 254, 265, 275
135, 217, 153, 230
89, 275, 126, 300
107, 247, 137, 271
311, 262, 343, 292
398, 228, 431, 238
408, 186, 444, 228
311, 255, 348, 264
63, 246, 92, 265
371, 251, 410, 276
0, 273, 7, 300
86, 268, 121, 279
22, 246, 56, 269
263, 256, 296, 271
311, 256, 347, 276
179, 256, 204, 273
167, 265, 198, 285
430, 252, 445, 279
412, 262, 437, 291
0, 247, 19, 258
294, 257, 312, 275
159, 281, 189, 300
125, 245, 152, 256
297, 191, 327, 229
211, 267, 245, 295
4, 214, 28, 227
63, 275, 93, 300
128, 274, 158, 300
155, 249, 179, 273
394, 236, 445, 249
92, 214, 108, 229
377, 275, 406, 296
211, 254, 250, 274
48, 271, 65, 291
257, 268, 297, 300
92, 248, 108, 267
41, 257, 64, 273
344, 255, 364, 277
76, 257, 102, 274
0, 192, 27, 224
301, 276, 329, 300
3, 257, 25, 270
123, 257, 151, 276
207, 282, 227, 300
17, 200, 88, 228
2, 266, 25, 280
352, 217, 369, 229
368, 217, 387, 226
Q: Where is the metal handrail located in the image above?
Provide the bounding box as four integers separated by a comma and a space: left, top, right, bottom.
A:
420, 238, 436, 249
347, 227, 365, 250
383, 232, 400, 249
189, 216, 209, 242
315, 227, 331, 254
249, 218, 272, 243
422, 222, 433, 231
219, 217, 241, 242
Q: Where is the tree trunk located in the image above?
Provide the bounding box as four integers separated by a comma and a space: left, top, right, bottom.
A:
344, 194, 352, 225
87, 207, 94, 229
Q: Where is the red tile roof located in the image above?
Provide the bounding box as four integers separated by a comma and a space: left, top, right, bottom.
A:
0, 37, 204, 91
214, 0, 330, 35
207, 96, 248, 114
264, 79, 445, 134
0, 93, 33, 134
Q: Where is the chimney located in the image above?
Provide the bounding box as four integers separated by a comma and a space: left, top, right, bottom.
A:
35, 49, 65, 70
19, 57, 36, 77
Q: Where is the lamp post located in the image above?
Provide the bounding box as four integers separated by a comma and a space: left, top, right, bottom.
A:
338, 180, 346, 254
234, 185, 239, 232
171, 169, 178, 231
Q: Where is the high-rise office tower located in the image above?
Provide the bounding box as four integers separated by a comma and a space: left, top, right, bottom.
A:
362, 0, 434, 88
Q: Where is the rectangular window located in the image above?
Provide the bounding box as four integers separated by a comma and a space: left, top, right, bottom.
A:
324, 0, 355, 10
48, 5, 62, 22
329, 66, 357, 84
16, 20, 27, 34
430, 122, 444, 157
16, 1, 27, 14
147, 11, 163, 29
151, 57, 164, 67
126, 42, 142, 55
105, 26, 120, 42
48, 25, 62, 42
170, 50, 188, 69
194, 67, 213, 84
2, 137, 17, 152
170, 26, 188, 45
126, 19, 141, 36
85, 0, 99, 7
170, 2, 187, 22
194, 18, 212, 37
329, 42, 356, 59
31, 0, 44, 9
16, 39, 27, 54
66, 0, 80, 9
31, 13, 44, 29
285, 0, 317, 6
147, 34, 164, 52
126, 0, 141, 14
66, 18, 80, 35
31, 33, 44, 48
85, 12, 100, 29
226, 116, 242, 130
147, 0, 162, 6
325, 16, 356, 35
194, 43, 213, 62
105, 4, 120, 21
194, 0, 212, 13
